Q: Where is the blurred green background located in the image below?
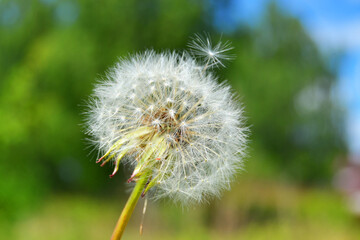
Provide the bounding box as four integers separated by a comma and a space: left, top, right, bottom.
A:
0, 0, 357, 239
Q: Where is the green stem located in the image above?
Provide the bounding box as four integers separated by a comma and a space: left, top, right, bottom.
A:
111, 174, 149, 240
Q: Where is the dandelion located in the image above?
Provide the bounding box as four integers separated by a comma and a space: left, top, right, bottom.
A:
85, 35, 248, 240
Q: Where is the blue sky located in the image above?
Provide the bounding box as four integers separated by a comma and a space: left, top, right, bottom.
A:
215, 0, 360, 156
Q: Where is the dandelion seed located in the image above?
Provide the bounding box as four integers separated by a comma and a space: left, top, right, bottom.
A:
152, 119, 161, 126
169, 109, 175, 118
148, 105, 154, 111
188, 33, 234, 68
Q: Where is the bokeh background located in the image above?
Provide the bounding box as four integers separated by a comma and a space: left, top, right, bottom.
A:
0, 0, 359, 239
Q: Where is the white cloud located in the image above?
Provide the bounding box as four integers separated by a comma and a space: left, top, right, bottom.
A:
309, 20, 360, 51
308, 18, 360, 156
348, 113, 360, 156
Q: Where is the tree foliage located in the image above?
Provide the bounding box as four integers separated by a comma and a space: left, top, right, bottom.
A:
0, 0, 345, 219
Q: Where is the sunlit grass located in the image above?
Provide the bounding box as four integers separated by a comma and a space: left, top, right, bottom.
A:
4, 177, 360, 240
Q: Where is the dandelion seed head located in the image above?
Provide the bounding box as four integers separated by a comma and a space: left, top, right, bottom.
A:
86, 45, 247, 205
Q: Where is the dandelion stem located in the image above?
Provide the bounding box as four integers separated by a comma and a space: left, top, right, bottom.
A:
111, 173, 149, 240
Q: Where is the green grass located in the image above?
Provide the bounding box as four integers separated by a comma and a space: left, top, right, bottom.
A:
4, 179, 360, 240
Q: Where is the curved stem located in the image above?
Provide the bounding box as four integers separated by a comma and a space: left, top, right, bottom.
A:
111, 174, 149, 240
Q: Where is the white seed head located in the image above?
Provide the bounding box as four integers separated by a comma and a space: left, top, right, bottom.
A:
86, 43, 247, 205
